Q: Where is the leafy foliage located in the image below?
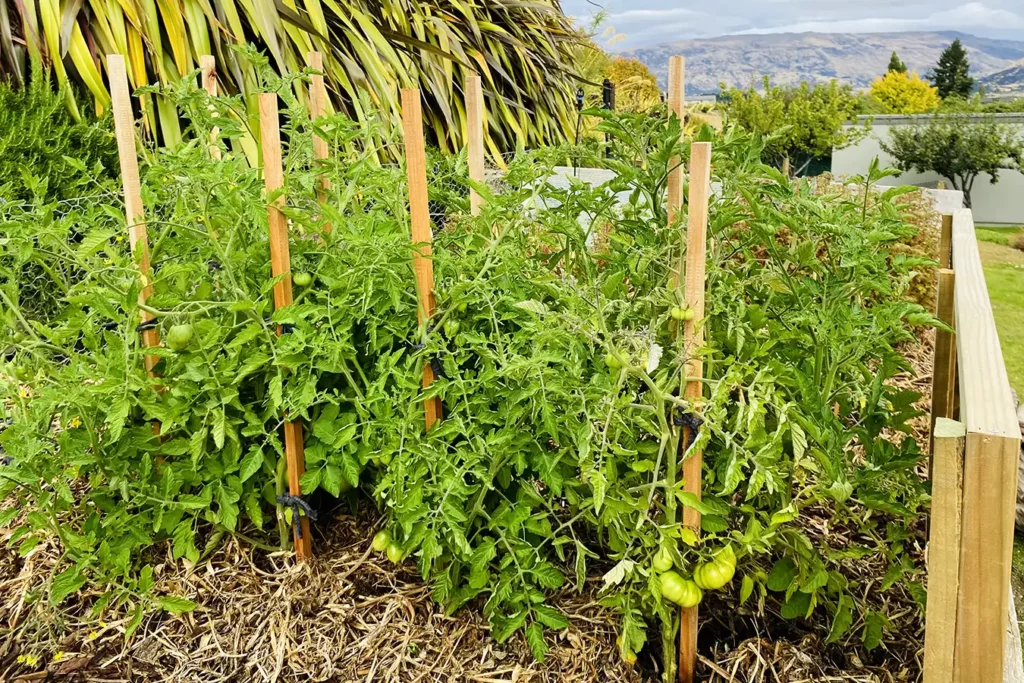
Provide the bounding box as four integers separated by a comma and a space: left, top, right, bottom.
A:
0, 77, 117, 202
604, 57, 661, 112
718, 77, 866, 173
930, 39, 975, 101
882, 113, 1024, 207
1, 74, 935, 671
1, 0, 582, 157
870, 71, 940, 115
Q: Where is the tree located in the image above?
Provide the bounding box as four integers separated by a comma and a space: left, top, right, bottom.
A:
888, 51, 908, 74
870, 71, 940, 114
604, 57, 661, 111
931, 39, 975, 100
881, 114, 1023, 207
719, 77, 866, 174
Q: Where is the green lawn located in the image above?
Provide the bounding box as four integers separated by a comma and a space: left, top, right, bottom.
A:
976, 224, 1023, 247
978, 225, 1024, 398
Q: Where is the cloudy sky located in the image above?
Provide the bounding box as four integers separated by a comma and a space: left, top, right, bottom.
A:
560, 1, 1024, 49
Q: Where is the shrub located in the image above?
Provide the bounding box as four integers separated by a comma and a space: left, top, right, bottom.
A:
0, 78, 117, 202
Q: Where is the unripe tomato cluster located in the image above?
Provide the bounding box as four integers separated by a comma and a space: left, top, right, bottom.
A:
669, 306, 696, 321
649, 543, 737, 609
372, 529, 405, 564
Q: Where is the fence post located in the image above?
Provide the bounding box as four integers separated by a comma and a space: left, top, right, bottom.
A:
108, 54, 161, 378
401, 88, 442, 430
923, 418, 966, 683
466, 73, 485, 217
666, 56, 685, 287
678, 141, 712, 683
930, 268, 956, 453
939, 213, 953, 269
199, 55, 221, 160
258, 92, 313, 559
308, 51, 331, 229
947, 209, 1021, 683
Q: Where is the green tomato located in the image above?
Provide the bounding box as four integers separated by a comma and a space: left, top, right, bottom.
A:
693, 556, 735, 591
372, 530, 391, 553
669, 306, 687, 321
652, 546, 674, 573
386, 542, 405, 564
444, 320, 460, 336
683, 308, 696, 321
457, 301, 468, 313
292, 272, 313, 287
659, 571, 686, 603
604, 352, 622, 369
660, 571, 703, 607
166, 324, 193, 351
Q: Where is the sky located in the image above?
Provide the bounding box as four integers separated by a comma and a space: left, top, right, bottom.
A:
560, 1, 1024, 50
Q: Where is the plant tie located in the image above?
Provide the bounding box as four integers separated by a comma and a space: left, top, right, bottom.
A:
276, 494, 317, 539
673, 409, 704, 450
136, 318, 159, 332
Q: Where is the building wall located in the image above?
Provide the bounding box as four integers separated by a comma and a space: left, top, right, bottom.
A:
831, 114, 1024, 225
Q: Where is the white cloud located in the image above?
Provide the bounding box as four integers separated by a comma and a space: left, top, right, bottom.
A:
737, 2, 1024, 35
562, 0, 1024, 48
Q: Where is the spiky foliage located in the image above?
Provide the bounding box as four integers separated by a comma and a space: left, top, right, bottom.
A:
0, 0, 582, 156
0, 76, 117, 201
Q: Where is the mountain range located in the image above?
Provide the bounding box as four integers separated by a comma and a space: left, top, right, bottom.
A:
620, 31, 1024, 94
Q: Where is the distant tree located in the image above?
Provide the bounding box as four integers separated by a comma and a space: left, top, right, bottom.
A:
931, 39, 975, 100
881, 114, 1023, 207
719, 76, 866, 174
604, 57, 661, 111
870, 71, 940, 114
887, 51, 908, 74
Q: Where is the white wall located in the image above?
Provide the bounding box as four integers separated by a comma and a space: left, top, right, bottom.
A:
831, 114, 1024, 225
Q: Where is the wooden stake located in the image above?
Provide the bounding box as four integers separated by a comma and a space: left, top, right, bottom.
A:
466, 73, 485, 216
108, 54, 160, 377
308, 50, 331, 230
678, 141, 712, 683
199, 55, 221, 160
930, 269, 956, 453
667, 56, 685, 287
923, 418, 966, 683
401, 88, 442, 431
258, 92, 312, 559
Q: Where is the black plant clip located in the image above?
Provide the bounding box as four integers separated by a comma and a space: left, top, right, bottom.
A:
430, 357, 444, 380
136, 318, 159, 332
276, 494, 318, 539
279, 323, 294, 335
673, 408, 704, 450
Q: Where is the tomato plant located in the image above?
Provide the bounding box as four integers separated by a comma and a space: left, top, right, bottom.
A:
0, 69, 936, 677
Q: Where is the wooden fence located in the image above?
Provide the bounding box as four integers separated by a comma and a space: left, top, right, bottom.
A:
925, 209, 1023, 683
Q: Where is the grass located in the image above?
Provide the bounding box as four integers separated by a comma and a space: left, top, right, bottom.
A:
979, 231, 1024, 398
975, 223, 1024, 248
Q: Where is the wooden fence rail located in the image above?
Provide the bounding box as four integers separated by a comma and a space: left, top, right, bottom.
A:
925, 208, 1023, 683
